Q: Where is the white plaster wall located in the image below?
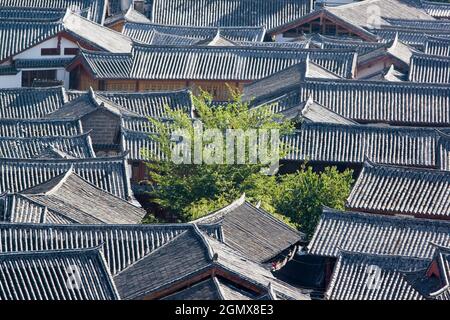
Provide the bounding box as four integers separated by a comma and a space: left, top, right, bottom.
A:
14, 37, 78, 60
57, 69, 71, 88
3, 36, 79, 89
0, 72, 22, 88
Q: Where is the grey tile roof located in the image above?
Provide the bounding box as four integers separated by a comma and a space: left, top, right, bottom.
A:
269, 0, 434, 37
48, 88, 192, 122
0, 247, 119, 300
113, 226, 309, 300
403, 243, 450, 299
62, 11, 132, 53
106, 0, 122, 15
121, 129, 162, 161
425, 36, 450, 57
0, 119, 82, 138
233, 40, 311, 49
98, 89, 193, 118
0, 20, 63, 62
370, 27, 450, 48
123, 22, 266, 43
0, 65, 18, 75
0, 223, 191, 275
439, 132, 450, 171
0, 0, 108, 24
45, 89, 132, 120
297, 98, 357, 125
14, 58, 73, 69
248, 78, 450, 126
121, 116, 157, 133
0, 6, 66, 21
78, 44, 357, 80
346, 161, 450, 219
113, 227, 212, 299
283, 122, 442, 168
34, 146, 77, 160
0, 155, 132, 200
161, 277, 224, 300
326, 251, 429, 300
326, 0, 433, 28
307, 207, 450, 258
421, 0, 450, 19
313, 34, 385, 55
358, 67, 405, 81
194, 194, 304, 263
254, 96, 355, 124
204, 235, 310, 300
0, 11, 132, 62
382, 65, 408, 81
216, 278, 259, 300
268, 8, 377, 40
0, 193, 75, 224
384, 18, 450, 31
357, 37, 414, 69
104, 5, 151, 26
76, 50, 133, 78
409, 52, 450, 83
1, 170, 146, 224
148, 0, 313, 31
139, 45, 355, 79
0, 133, 96, 159
131, 29, 202, 46
244, 59, 344, 101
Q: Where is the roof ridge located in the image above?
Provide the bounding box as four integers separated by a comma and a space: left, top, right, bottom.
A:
0, 130, 92, 141
0, 153, 128, 163
192, 194, 246, 223
338, 248, 433, 263
300, 120, 438, 133
212, 276, 226, 300
300, 98, 358, 124
192, 224, 215, 261
322, 207, 450, 227
124, 21, 267, 31
12, 193, 81, 224
362, 159, 450, 175
244, 201, 303, 237
0, 245, 104, 260
43, 167, 74, 196
131, 41, 358, 53
412, 51, 450, 61
300, 76, 450, 88
17, 165, 139, 205
113, 226, 197, 276
1, 221, 193, 230
0, 118, 80, 124
98, 87, 192, 96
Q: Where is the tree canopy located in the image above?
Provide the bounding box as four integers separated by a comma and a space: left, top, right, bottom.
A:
142, 89, 353, 239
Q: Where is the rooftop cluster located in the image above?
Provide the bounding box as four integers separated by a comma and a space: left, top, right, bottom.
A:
0, 0, 449, 300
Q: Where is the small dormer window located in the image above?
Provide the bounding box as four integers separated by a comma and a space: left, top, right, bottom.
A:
64, 48, 79, 55
41, 48, 61, 56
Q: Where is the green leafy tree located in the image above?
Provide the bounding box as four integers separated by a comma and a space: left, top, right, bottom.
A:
144, 89, 293, 221
142, 90, 354, 238
273, 166, 354, 239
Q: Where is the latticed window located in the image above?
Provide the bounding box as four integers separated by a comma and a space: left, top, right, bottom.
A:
22, 70, 57, 87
